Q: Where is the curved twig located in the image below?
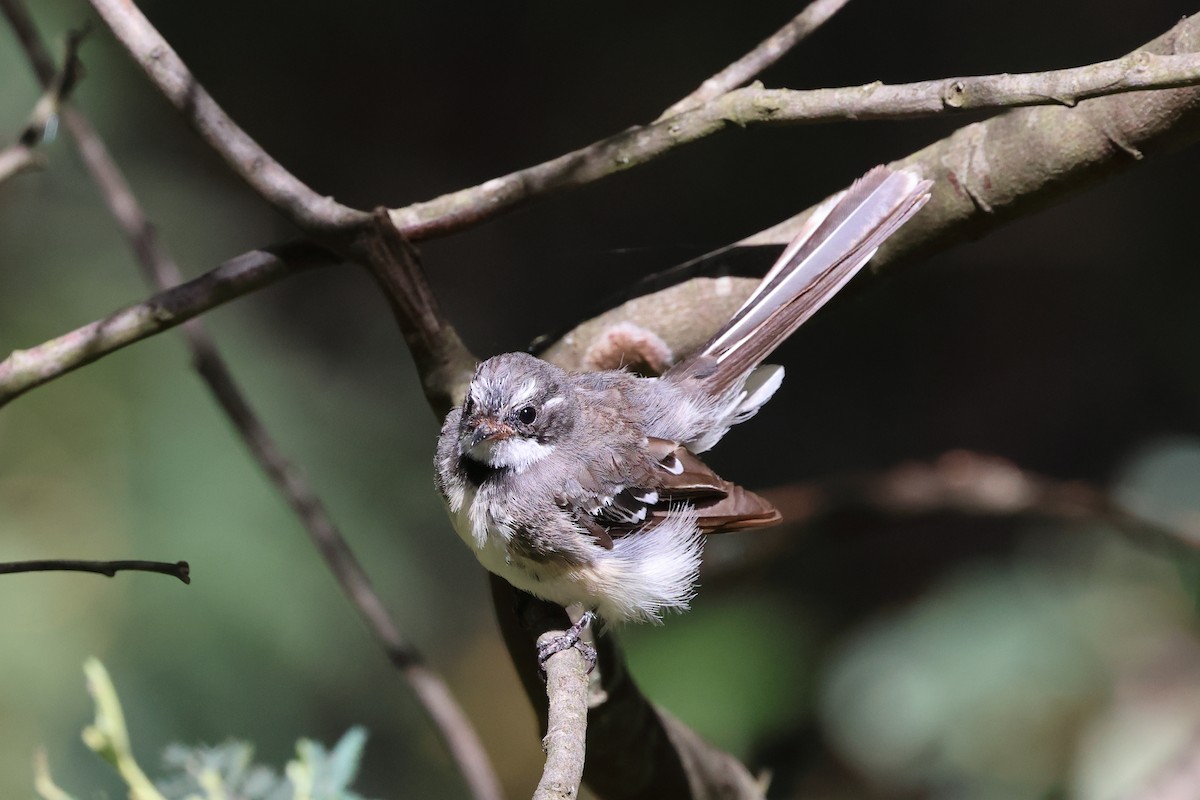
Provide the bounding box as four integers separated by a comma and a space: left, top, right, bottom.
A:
659, 0, 852, 119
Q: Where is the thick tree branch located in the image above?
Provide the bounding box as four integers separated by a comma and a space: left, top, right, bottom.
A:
747, 15, 1200, 258
0, 559, 190, 583
352, 211, 477, 417
533, 626, 589, 800
84, 0, 366, 235
659, 0, 852, 119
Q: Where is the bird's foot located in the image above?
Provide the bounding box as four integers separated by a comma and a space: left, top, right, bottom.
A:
537, 610, 597, 674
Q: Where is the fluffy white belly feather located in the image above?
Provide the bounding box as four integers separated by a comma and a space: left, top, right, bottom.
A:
444, 478, 704, 624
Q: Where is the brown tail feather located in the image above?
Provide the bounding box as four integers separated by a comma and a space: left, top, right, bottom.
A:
666, 166, 932, 396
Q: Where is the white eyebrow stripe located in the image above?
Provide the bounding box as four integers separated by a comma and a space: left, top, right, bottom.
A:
510, 378, 539, 406
543, 396, 565, 409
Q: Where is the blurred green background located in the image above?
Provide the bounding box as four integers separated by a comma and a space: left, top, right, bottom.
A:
3, 1, 1200, 798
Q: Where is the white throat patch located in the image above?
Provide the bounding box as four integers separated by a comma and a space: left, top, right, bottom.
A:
468, 436, 555, 473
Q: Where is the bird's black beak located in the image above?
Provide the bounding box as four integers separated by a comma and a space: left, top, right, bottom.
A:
466, 418, 511, 451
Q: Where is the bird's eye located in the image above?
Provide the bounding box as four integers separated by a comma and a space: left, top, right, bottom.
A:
517, 406, 537, 425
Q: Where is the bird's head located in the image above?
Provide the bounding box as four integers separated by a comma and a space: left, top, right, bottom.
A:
457, 353, 578, 471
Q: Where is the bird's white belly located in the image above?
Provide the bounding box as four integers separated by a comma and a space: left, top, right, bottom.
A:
446, 483, 586, 609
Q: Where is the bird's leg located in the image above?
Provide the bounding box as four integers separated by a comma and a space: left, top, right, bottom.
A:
537, 609, 597, 674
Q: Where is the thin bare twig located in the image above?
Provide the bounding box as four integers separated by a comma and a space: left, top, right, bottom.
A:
83, 0, 366, 235
659, 0, 852, 119
695, 450, 1200, 587
190, 336, 501, 800
1, 4, 502, 797
0, 241, 332, 408
0, 142, 43, 184
0, 25, 83, 185
390, 42, 1200, 240
0, 559, 190, 583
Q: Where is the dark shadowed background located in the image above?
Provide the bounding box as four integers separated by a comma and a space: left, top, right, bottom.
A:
2, 1, 1199, 798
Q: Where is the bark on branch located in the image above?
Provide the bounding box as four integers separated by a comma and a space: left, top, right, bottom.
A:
492, 578, 765, 800
85, 0, 367, 234
658, 0, 852, 119
390, 40, 1200, 240
0, 242, 333, 408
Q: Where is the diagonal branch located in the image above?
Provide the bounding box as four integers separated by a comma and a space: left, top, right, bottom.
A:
79, 0, 1200, 251
352, 211, 477, 417
84, 0, 366, 235
0, 25, 83, 185
658, 0, 852, 119
0, 241, 332, 409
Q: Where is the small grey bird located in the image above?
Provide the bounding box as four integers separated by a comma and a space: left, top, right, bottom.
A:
435, 166, 931, 637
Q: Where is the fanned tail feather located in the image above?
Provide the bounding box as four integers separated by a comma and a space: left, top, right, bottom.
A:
669, 166, 932, 399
